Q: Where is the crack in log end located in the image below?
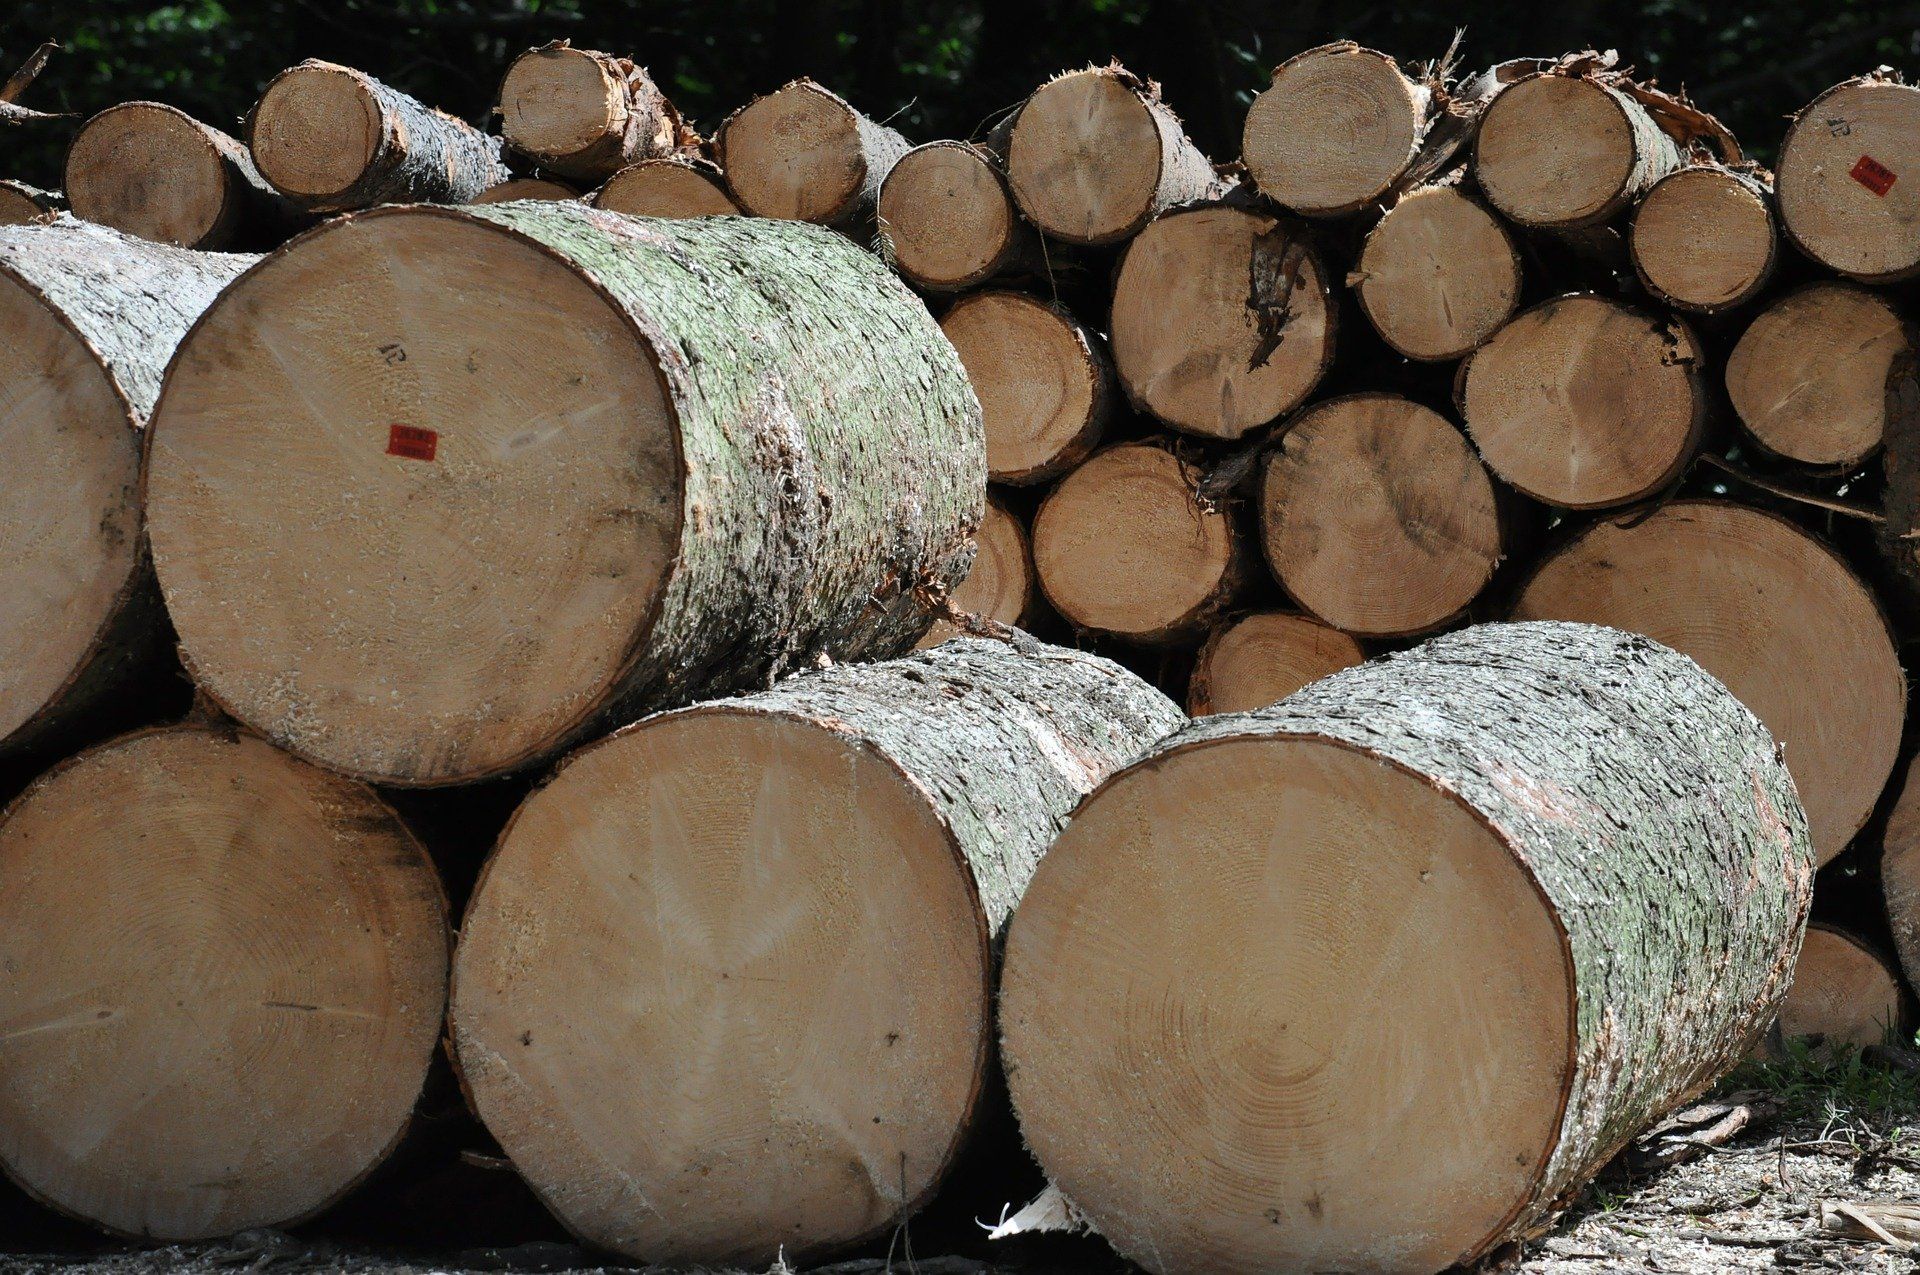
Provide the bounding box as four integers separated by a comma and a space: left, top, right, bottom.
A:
1247, 223, 1310, 372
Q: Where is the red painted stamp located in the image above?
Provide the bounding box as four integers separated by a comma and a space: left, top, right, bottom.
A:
386, 424, 438, 461
1851, 155, 1897, 196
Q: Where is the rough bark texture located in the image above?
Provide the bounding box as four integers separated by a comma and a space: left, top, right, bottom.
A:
0, 180, 61, 225
498, 43, 695, 184
455, 202, 983, 721
1156, 621, 1813, 1262
251, 61, 508, 211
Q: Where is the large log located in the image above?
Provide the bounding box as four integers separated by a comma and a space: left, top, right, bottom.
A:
248, 60, 508, 212
939, 290, 1111, 484
0, 724, 448, 1239
0, 180, 62, 226
878, 140, 1040, 291
1772, 925, 1906, 1052
145, 204, 982, 786
1001, 621, 1812, 1274
1109, 202, 1335, 439
1352, 181, 1521, 361
1186, 611, 1364, 716
1629, 164, 1776, 313
497, 43, 689, 185
1459, 294, 1706, 508
1512, 499, 1903, 865
717, 79, 909, 227
0, 217, 255, 760
449, 636, 1183, 1266
593, 157, 741, 217
65, 101, 293, 250
1004, 65, 1226, 246
1776, 75, 1920, 282
1474, 68, 1685, 228
1725, 282, 1906, 468
1241, 43, 1434, 217
1258, 393, 1503, 637
917, 492, 1034, 648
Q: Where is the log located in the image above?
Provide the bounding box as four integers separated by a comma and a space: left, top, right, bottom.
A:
144, 203, 982, 786
1031, 442, 1243, 644
1241, 43, 1433, 217
1773, 925, 1906, 1052
449, 636, 1183, 1266
1512, 499, 1903, 866
497, 43, 689, 185
1004, 65, 1227, 246
939, 290, 1111, 484
468, 176, 578, 204
716, 79, 909, 226
1725, 282, 1907, 468
1474, 69, 1685, 228
248, 60, 508, 212
1629, 164, 1776, 313
1880, 754, 1920, 994
0, 724, 448, 1239
1777, 75, 1920, 282
1458, 294, 1706, 508
1352, 181, 1521, 361
917, 492, 1035, 648
65, 101, 293, 250
1000, 621, 1813, 1274
1109, 203, 1335, 439
0, 217, 255, 760
1259, 393, 1503, 637
877, 140, 1040, 291
0, 180, 61, 226
593, 157, 740, 217
1186, 611, 1364, 716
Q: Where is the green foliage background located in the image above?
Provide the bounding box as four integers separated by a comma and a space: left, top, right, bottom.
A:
3, 0, 1919, 187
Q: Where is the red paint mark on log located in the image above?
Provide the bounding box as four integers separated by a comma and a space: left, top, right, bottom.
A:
387, 424, 438, 461
1851, 156, 1897, 197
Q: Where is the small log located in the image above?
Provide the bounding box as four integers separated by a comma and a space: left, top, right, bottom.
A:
1259, 393, 1503, 637
0, 217, 255, 760
1031, 442, 1243, 644
1512, 498, 1904, 865
1726, 281, 1907, 468
0, 724, 448, 1239
144, 204, 981, 786
1110, 202, 1335, 439
1475, 68, 1685, 228
65, 101, 294, 250
1630, 164, 1777, 313
917, 492, 1035, 648
1459, 294, 1706, 508
497, 43, 689, 185
1242, 42, 1434, 217
878, 140, 1040, 291
1001, 621, 1812, 1274
449, 636, 1182, 1265
0, 179, 62, 225
1352, 180, 1521, 361
593, 157, 740, 217
467, 176, 578, 204
716, 79, 909, 227
1777, 74, 1920, 282
1186, 611, 1364, 716
939, 290, 1111, 484
249, 60, 508, 212
1004, 64, 1227, 246
1774, 924, 1907, 1051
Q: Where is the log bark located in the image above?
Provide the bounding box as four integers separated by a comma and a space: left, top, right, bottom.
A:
592, 157, 740, 217
917, 492, 1035, 647
1726, 282, 1907, 468
497, 42, 693, 185
65, 101, 298, 250
1001, 620, 1813, 1274
248, 60, 508, 212
145, 203, 982, 786
0, 180, 61, 225
940, 290, 1111, 484
449, 635, 1183, 1265
716, 79, 910, 228
0, 216, 255, 761
467, 176, 578, 204
877, 140, 1042, 291
1771, 924, 1907, 1053
1185, 611, 1364, 716
1629, 163, 1777, 313
1241, 42, 1434, 217
1004, 64, 1229, 246
1351, 178, 1521, 361
0, 724, 448, 1240
1777, 74, 1920, 282
1879, 754, 1920, 996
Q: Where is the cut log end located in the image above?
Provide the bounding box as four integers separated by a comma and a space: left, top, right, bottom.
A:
451, 709, 991, 1265
720, 81, 893, 224
468, 177, 579, 204
1242, 44, 1425, 216
1630, 166, 1776, 312
1513, 499, 1904, 865
1032, 443, 1238, 643
878, 142, 1025, 291
1261, 393, 1502, 636
1476, 73, 1677, 228
250, 63, 384, 201
1186, 612, 1364, 715
1778, 79, 1920, 282
1776, 926, 1906, 1051
1356, 185, 1520, 361
0, 726, 448, 1240
593, 159, 740, 217
940, 291, 1107, 484
1726, 282, 1905, 467
1111, 204, 1334, 439
917, 494, 1032, 648
1461, 294, 1704, 508
0, 182, 59, 226
498, 45, 632, 178
65, 103, 234, 248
